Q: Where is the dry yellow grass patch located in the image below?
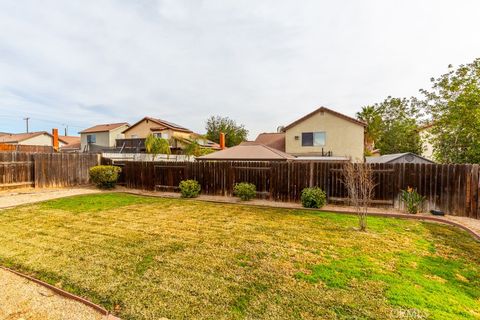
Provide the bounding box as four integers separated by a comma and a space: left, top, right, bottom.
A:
0, 193, 478, 320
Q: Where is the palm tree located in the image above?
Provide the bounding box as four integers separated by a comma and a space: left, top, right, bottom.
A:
145, 134, 171, 161
357, 106, 382, 152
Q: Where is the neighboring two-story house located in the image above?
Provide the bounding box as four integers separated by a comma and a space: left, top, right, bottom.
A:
281, 107, 365, 162
122, 117, 192, 140
119, 117, 219, 153
79, 122, 130, 152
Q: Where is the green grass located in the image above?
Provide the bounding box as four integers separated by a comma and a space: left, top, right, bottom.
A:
0, 193, 479, 319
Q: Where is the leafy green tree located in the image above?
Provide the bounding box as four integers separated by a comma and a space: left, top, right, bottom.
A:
183, 138, 217, 159
420, 59, 480, 163
145, 134, 170, 160
359, 97, 423, 155
184, 140, 201, 159
205, 116, 248, 147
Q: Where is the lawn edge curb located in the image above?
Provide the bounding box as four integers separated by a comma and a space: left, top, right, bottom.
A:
120, 190, 480, 242
0, 266, 120, 319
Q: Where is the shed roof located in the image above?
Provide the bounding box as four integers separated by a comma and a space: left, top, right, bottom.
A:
197, 142, 295, 161
366, 152, 435, 164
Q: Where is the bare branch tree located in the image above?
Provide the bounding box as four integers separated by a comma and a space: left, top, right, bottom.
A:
342, 162, 375, 231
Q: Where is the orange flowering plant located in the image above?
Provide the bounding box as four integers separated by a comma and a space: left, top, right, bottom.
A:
401, 186, 425, 214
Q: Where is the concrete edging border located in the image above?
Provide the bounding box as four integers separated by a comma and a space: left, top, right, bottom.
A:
0, 266, 120, 319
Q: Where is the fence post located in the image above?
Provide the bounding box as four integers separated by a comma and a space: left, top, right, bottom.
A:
309, 161, 314, 187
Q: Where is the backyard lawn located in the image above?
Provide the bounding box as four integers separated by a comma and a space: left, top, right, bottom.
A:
0, 193, 479, 320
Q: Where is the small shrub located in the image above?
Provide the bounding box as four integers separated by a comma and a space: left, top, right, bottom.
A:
233, 182, 256, 201
401, 187, 425, 214
301, 187, 327, 208
89, 165, 121, 189
179, 179, 201, 198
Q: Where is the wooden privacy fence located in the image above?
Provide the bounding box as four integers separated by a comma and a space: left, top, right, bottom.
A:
0, 152, 34, 188
0, 144, 53, 153
109, 160, 480, 219
0, 152, 100, 188
34, 153, 100, 187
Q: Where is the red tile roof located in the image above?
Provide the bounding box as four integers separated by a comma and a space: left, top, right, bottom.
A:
197, 142, 295, 161
59, 135, 80, 146
0, 131, 52, 143
254, 132, 285, 152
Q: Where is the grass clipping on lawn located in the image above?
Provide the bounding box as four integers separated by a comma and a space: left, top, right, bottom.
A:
0, 193, 479, 320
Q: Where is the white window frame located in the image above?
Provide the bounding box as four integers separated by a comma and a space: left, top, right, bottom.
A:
301, 131, 326, 147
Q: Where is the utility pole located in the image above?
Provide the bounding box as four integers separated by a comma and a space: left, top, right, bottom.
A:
23, 117, 30, 133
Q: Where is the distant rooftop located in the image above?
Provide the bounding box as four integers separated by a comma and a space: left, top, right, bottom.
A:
197, 141, 295, 161
79, 122, 129, 134
0, 131, 51, 143
254, 132, 285, 152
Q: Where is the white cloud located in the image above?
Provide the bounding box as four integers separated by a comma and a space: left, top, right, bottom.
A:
0, 0, 480, 137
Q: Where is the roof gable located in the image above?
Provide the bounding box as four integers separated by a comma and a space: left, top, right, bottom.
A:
283, 107, 366, 131
0, 131, 52, 143
122, 117, 192, 134
80, 122, 129, 134
366, 152, 435, 164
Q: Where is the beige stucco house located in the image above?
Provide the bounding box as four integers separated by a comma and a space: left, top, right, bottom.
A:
121, 117, 220, 152
419, 124, 434, 161
79, 122, 130, 152
0, 131, 73, 147
282, 107, 366, 162
122, 117, 192, 140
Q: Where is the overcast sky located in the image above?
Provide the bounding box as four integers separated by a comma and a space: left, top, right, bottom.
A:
1, 0, 480, 138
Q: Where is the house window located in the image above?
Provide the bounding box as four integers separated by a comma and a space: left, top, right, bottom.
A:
86, 134, 96, 143
153, 132, 169, 139
302, 132, 326, 146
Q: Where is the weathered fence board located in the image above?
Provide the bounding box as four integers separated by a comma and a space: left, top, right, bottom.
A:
0, 152, 34, 188
34, 153, 100, 188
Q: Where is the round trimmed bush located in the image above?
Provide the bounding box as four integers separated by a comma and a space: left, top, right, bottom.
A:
89, 165, 121, 189
179, 179, 201, 198
301, 187, 327, 208
233, 182, 256, 201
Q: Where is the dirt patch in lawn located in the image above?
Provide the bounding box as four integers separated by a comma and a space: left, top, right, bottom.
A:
0, 187, 100, 209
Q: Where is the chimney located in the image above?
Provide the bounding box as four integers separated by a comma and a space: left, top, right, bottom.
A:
219, 132, 225, 150
52, 128, 59, 152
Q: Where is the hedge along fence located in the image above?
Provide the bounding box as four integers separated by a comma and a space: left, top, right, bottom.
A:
0, 152, 100, 189
105, 160, 480, 219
